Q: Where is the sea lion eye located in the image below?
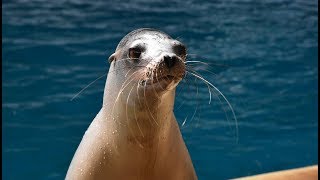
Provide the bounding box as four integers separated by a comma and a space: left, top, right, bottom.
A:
173, 44, 187, 58
129, 47, 141, 60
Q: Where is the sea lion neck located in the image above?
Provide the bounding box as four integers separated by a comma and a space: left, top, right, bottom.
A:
101, 72, 176, 137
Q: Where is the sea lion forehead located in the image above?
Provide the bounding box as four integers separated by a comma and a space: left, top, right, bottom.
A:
129, 35, 172, 48
116, 28, 172, 50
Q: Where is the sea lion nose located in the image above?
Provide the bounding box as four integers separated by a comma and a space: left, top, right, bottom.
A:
163, 55, 177, 69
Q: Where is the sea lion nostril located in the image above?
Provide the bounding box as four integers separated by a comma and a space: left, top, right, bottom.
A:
164, 55, 177, 68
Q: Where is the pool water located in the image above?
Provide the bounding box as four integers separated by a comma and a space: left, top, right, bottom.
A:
2, 0, 318, 179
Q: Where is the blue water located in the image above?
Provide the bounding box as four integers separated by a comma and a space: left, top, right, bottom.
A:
2, 0, 318, 179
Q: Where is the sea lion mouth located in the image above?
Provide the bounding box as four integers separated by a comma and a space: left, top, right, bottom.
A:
138, 74, 181, 88
145, 73, 183, 85
149, 75, 175, 84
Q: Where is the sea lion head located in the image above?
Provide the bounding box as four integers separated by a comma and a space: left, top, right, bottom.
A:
108, 28, 186, 96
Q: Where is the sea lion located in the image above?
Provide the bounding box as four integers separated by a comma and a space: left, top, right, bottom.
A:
66, 28, 197, 180
232, 165, 318, 180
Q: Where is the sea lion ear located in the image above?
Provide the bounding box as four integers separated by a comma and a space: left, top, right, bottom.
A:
108, 53, 116, 63
108, 50, 120, 63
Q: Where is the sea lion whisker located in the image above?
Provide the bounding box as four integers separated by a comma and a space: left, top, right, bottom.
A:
126, 85, 144, 148
180, 72, 194, 92
187, 69, 233, 133
142, 80, 154, 126
181, 116, 188, 127
175, 36, 182, 41
149, 66, 162, 98
174, 59, 204, 127
188, 60, 229, 68
143, 78, 160, 127
185, 60, 210, 65
142, 78, 156, 127
186, 64, 218, 77
70, 72, 108, 101
175, 92, 186, 111
187, 71, 239, 143
111, 72, 144, 129
110, 75, 134, 125
174, 72, 195, 113
126, 85, 134, 125
110, 71, 142, 122
185, 53, 230, 68
143, 54, 168, 93
124, 59, 146, 78
134, 79, 145, 139
186, 69, 212, 104
173, 81, 186, 109
143, 54, 173, 94
190, 77, 200, 126
136, 78, 143, 108
188, 70, 234, 136
153, 65, 168, 93
182, 76, 199, 128
211, 85, 234, 134
108, 65, 147, 74
186, 69, 233, 130
136, 78, 141, 101
211, 86, 234, 137
185, 61, 216, 73
107, 57, 148, 76
115, 57, 139, 62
